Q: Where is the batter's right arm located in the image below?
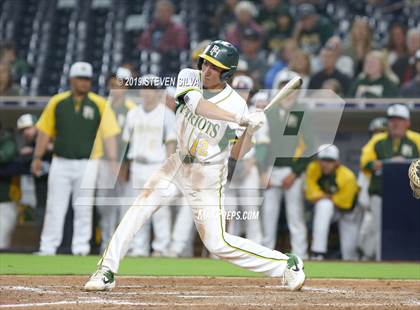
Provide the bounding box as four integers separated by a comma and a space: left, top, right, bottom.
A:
187, 91, 264, 127
195, 97, 243, 124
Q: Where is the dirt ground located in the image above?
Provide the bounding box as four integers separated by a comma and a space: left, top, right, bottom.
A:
0, 276, 419, 309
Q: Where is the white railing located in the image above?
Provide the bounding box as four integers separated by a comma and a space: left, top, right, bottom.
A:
1, 97, 419, 109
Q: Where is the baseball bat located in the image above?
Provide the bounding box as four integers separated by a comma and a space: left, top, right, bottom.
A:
263, 76, 303, 113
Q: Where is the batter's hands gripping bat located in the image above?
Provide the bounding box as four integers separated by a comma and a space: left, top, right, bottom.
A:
263, 76, 303, 113
237, 76, 302, 128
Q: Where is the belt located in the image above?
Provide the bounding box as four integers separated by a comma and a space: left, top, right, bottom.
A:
181, 154, 223, 166
134, 158, 162, 164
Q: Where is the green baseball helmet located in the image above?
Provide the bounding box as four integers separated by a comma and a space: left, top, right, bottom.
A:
197, 40, 239, 80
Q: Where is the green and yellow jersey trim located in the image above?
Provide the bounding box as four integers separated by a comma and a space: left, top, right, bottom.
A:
36, 91, 72, 137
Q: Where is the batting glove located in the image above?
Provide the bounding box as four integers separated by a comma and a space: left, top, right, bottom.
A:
241, 111, 266, 134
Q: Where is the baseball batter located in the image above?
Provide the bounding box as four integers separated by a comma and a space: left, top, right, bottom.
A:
84, 40, 305, 291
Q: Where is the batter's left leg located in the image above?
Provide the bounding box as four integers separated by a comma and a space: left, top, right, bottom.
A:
190, 189, 287, 276
187, 187, 304, 290
85, 154, 182, 291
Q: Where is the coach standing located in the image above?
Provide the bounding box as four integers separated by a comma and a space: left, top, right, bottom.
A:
360, 104, 420, 260
31, 62, 120, 255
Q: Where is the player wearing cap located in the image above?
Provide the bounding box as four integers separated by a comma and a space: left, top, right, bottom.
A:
32, 62, 120, 256
357, 117, 388, 209
121, 74, 176, 257
259, 69, 309, 259
306, 144, 360, 260
360, 104, 420, 260
16, 114, 52, 224
96, 67, 137, 253
85, 40, 305, 292
357, 117, 387, 258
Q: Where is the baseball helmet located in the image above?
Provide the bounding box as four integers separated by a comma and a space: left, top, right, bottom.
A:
197, 40, 239, 80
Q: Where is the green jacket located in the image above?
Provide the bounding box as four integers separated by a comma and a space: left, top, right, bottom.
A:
360, 130, 420, 195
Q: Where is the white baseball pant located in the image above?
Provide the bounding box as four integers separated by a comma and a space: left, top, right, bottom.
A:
121, 162, 171, 256
39, 157, 98, 255
358, 195, 382, 260
96, 160, 125, 253
99, 153, 289, 277
311, 198, 361, 260
0, 201, 17, 248
357, 172, 370, 209
169, 199, 195, 257
262, 167, 308, 258
226, 165, 263, 244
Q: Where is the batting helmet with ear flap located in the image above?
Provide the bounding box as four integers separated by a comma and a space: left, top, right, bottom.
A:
197, 40, 239, 80
408, 159, 420, 199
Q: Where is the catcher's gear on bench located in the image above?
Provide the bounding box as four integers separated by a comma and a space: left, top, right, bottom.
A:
408, 159, 420, 199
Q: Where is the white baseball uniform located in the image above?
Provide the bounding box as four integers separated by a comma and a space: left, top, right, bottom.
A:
306, 162, 361, 260
262, 167, 307, 257
0, 202, 17, 248
356, 171, 377, 259
311, 198, 362, 260
98, 68, 289, 277
121, 102, 177, 256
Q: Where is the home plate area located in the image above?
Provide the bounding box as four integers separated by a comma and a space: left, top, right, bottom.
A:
1, 276, 419, 309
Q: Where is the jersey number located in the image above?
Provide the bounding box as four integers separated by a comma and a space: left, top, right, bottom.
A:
190, 139, 208, 157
